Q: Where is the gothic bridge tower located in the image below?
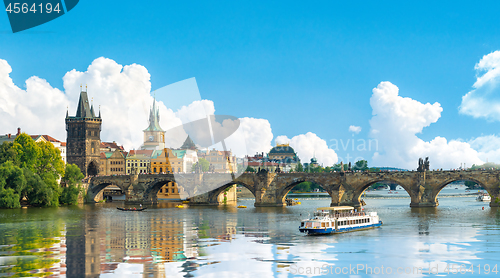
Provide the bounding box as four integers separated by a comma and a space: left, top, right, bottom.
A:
66, 89, 102, 176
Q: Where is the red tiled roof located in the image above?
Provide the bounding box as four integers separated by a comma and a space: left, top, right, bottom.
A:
100, 141, 124, 150
41, 135, 61, 142
30, 135, 62, 143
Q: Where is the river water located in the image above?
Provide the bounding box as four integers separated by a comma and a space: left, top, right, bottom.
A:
1, 187, 499, 277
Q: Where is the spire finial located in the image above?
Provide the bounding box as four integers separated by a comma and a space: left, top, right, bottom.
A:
80, 84, 82, 91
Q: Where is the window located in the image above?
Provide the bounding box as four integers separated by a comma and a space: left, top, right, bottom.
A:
154, 168, 157, 173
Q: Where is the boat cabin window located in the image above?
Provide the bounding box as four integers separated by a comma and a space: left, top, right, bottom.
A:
301, 222, 305, 227
314, 211, 329, 217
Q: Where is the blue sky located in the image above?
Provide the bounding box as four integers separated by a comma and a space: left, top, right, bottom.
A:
2, 1, 500, 168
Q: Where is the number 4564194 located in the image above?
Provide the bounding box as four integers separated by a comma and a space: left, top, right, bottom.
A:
5, 3, 61, 14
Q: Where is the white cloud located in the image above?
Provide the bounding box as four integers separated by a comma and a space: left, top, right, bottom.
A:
62, 57, 159, 150
348, 125, 361, 134
224, 117, 273, 157
0, 59, 70, 140
468, 135, 500, 164
460, 50, 500, 120
275, 132, 338, 166
370, 81, 484, 169
0, 57, 275, 157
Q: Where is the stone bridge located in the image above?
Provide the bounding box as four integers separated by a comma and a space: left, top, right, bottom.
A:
86, 170, 500, 208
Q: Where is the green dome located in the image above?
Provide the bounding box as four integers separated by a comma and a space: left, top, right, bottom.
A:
269, 144, 296, 154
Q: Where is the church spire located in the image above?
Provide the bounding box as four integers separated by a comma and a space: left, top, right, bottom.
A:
90, 98, 96, 117
143, 97, 165, 132
75, 90, 94, 118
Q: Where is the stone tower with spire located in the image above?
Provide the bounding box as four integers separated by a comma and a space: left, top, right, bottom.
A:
66, 88, 102, 176
141, 98, 165, 150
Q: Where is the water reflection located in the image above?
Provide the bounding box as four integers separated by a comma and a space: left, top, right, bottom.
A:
1, 196, 500, 277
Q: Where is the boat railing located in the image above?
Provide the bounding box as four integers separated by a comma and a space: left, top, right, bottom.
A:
333, 212, 366, 218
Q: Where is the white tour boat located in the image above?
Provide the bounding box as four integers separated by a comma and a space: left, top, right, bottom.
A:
477, 193, 491, 202
299, 206, 382, 235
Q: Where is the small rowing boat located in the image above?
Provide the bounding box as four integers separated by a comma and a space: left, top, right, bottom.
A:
117, 207, 146, 211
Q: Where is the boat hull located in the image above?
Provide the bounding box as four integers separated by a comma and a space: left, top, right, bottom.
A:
300, 221, 382, 235
117, 207, 147, 211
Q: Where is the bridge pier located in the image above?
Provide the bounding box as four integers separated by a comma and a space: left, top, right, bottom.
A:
86, 170, 500, 208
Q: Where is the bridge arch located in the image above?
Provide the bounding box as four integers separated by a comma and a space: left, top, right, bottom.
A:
277, 179, 332, 206
88, 182, 126, 202
431, 177, 488, 205
354, 179, 412, 206
142, 178, 178, 203
208, 181, 255, 204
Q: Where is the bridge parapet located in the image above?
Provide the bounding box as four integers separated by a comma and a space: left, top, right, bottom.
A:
86, 170, 500, 207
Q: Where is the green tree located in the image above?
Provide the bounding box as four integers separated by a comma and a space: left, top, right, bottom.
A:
464, 180, 481, 189
245, 166, 255, 172
35, 141, 65, 180
354, 160, 369, 171
0, 161, 25, 208
292, 182, 311, 192
192, 158, 210, 172
23, 168, 54, 207
12, 133, 40, 171
311, 166, 325, 173
0, 188, 20, 208
295, 163, 304, 172
59, 164, 84, 205
62, 164, 84, 186
0, 161, 27, 196
332, 163, 348, 172
0, 142, 19, 165
60, 185, 81, 205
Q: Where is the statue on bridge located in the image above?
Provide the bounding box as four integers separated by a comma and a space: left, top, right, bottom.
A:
194, 162, 202, 173
258, 167, 269, 174
417, 157, 430, 172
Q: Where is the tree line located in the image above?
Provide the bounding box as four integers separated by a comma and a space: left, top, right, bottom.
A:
0, 133, 84, 208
